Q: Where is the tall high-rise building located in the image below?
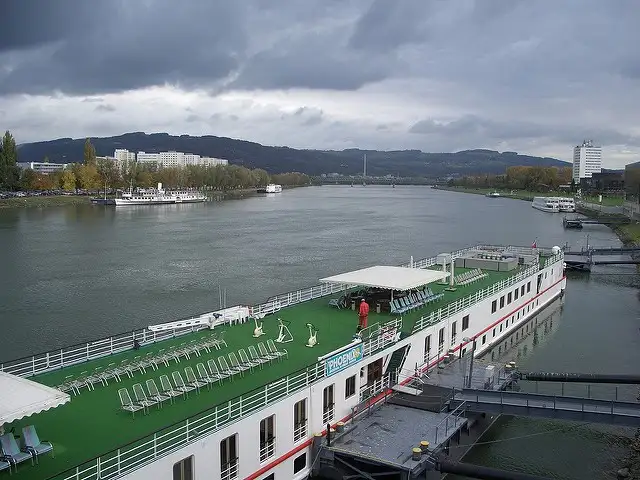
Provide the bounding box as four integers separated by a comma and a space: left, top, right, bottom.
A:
572, 140, 602, 182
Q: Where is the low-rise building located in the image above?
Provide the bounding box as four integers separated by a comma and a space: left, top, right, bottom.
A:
17, 162, 68, 174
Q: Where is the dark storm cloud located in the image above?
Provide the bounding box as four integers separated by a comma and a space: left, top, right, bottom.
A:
0, 0, 247, 95
0, 0, 105, 52
410, 115, 640, 147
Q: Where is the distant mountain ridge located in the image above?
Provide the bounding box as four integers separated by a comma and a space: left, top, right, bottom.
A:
17, 132, 569, 177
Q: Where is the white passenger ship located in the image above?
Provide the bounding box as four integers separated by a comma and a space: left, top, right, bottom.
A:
532, 196, 560, 212
110, 183, 206, 206
557, 197, 576, 212
0, 244, 566, 480
257, 184, 283, 194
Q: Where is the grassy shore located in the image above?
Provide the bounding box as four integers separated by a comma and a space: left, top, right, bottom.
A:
433, 186, 625, 206
0, 186, 309, 210
0, 195, 91, 209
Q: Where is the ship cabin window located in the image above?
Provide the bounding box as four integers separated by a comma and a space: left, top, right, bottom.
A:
482, 334, 486, 345
507, 292, 512, 304
424, 335, 432, 362
521, 285, 525, 296
527, 281, 531, 293
462, 315, 469, 331
499, 296, 505, 309
492, 328, 496, 338
345, 375, 356, 399
514, 288, 519, 300
173, 456, 194, 480
499, 324, 503, 332
438, 328, 445, 348
261, 474, 274, 480
323, 384, 335, 424
451, 321, 457, 344
259, 415, 276, 462
220, 434, 238, 480
491, 300, 497, 313
293, 399, 307, 442
294, 453, 307, 474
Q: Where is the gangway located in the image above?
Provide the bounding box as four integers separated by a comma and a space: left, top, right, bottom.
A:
455, 388, 640, 427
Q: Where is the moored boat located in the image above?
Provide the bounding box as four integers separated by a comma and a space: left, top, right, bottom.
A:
1, 244, 566, 480
257, 184, 283, 194
532, 196, 560, 212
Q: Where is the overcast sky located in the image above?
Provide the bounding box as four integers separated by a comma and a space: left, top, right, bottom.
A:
1, 0, 639, 167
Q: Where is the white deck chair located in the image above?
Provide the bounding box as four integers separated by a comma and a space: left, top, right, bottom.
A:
266, 339, 288, 360
228, 352, 250, 376
207, 359, 227, 385
146, 379, 171, 407
238, 348, 260, 370
184, 366, 207, 392
248, 346, 269, 367
257, 342, 278, 362
118, 388, 144, 418
160, 374, 183, 402
172, 371, 195, 397
195, 363, 213, 389
217, 356, 237, 379
132, 383, 157, 413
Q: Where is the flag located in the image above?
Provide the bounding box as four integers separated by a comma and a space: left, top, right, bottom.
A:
531, 240, 537, 248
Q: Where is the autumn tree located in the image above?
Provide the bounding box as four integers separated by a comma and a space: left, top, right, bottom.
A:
83, 138, 97, 167
0, 130, 20, 190
60, 170, 77, 191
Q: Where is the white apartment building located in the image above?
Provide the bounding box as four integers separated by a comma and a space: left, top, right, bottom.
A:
572, 140, 602, 182
114, 149, 136, 168
118, 149, 229, 168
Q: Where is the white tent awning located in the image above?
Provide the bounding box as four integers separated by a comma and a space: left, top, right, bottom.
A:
0, 372, 71, 425
319, 266, 449, 291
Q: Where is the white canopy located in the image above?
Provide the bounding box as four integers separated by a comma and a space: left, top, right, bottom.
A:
0, 372, 71, 425
320, 266, 449, 291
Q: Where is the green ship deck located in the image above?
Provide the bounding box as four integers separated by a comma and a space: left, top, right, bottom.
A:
1, 249, 558, 480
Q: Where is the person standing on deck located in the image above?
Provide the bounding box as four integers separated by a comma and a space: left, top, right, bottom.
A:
358, 298, 369, 331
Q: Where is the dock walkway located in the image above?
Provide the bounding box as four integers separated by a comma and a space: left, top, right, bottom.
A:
457, 389, 640, 427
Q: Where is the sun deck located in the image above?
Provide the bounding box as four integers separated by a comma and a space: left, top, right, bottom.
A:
1, 246, 561, 480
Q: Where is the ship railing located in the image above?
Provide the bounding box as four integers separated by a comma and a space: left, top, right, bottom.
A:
412, 264, 542, 333
0, 324, 206, 378
248, 246, 480, 318
50, 330, 399, 480
52, 362, 326, 480
433, 399, 467, 444
363, 318, 403, 357
544, 252, 564, 268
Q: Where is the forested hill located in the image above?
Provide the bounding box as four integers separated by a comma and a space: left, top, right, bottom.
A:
17, 132, 569, 177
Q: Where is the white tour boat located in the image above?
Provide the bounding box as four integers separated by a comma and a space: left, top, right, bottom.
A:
532, 196, 560, 213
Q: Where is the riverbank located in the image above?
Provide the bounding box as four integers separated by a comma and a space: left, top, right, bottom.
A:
0, 185, 310, 210
0, 195, 91, 209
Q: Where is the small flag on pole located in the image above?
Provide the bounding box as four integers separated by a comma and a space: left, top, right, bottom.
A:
531, 240, 537, 248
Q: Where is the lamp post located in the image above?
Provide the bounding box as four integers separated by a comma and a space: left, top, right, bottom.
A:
463, 337, 477, 388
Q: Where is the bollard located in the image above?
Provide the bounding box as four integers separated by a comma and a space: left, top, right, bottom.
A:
412, 447, 422, 461
420, 440, 430, 453
336, 422, 345, 433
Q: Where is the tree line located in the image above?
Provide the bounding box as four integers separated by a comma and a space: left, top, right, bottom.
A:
448, 166, 574, 191
1, 134, 311, 192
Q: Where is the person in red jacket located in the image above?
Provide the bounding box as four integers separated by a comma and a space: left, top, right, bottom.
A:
358, 298, 369, 331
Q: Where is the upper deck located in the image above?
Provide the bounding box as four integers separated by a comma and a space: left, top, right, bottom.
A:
0, 245, 563, 480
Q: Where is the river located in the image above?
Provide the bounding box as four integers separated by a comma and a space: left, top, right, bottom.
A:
1, 185, 638, 479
